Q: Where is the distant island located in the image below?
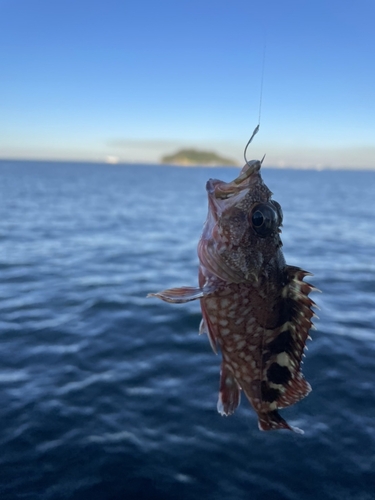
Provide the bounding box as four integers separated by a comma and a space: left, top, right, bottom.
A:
161, 148, 237, 166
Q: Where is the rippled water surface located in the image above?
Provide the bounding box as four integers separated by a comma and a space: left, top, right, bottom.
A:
0, 161, 374, 499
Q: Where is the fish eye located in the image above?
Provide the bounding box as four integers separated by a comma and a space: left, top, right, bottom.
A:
250, 203, 278, 237
252, 210, 264, 228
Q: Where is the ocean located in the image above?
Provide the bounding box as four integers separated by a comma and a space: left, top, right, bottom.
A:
0, 160, 374, 500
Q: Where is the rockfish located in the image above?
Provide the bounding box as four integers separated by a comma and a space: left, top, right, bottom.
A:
149, 159, 317, 432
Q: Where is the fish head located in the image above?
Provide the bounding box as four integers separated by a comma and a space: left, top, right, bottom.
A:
199, 160, 284, 283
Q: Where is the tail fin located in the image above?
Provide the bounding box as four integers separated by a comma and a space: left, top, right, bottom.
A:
258, 410, 303, 434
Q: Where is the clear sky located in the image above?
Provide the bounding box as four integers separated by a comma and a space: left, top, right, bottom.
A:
1, 0, 374, 168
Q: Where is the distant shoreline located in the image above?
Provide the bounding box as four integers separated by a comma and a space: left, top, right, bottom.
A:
161, 148, 237, 167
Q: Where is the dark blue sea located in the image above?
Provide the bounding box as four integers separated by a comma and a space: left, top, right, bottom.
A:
0, 160, 374, 500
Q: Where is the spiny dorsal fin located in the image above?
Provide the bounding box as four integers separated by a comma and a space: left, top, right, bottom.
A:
260, 266, 318, 412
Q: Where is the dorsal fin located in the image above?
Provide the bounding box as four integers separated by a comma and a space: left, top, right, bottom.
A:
260, 266, 318, 412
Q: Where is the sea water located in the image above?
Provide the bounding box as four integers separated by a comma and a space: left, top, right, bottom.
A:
0, 161, 374, 499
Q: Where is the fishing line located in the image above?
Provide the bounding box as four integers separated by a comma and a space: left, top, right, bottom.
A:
258, 39, 266, 125
243, 39, 267, 166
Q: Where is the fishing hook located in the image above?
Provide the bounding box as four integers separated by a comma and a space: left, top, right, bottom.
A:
243, 124, 260, 166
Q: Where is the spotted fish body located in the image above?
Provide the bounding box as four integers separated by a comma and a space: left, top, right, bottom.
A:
150, 159, 316, 432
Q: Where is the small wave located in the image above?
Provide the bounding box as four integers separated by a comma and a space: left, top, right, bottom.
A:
0, 370, 29, 383
29, 341, 88, 355
57, 371, 117, 395
87, 430, 142, 445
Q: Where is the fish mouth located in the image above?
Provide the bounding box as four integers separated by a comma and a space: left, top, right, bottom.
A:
206, 159, 263, 218
207, 159, 262, 200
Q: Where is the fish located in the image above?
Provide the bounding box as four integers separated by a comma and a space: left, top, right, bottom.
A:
149, 158, 317, 433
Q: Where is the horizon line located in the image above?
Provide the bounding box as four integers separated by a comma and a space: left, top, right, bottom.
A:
0, 157, 375, 172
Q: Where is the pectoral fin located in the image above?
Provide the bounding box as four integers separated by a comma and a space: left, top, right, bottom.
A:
148, 286, 205, 303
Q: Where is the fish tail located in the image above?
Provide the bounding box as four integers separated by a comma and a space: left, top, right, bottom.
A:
257, 410, 303, 434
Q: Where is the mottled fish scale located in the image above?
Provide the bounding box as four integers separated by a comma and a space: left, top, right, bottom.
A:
201, 272, 314, 428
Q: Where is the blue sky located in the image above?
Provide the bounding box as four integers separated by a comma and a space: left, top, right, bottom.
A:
1, 0, 374, 168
